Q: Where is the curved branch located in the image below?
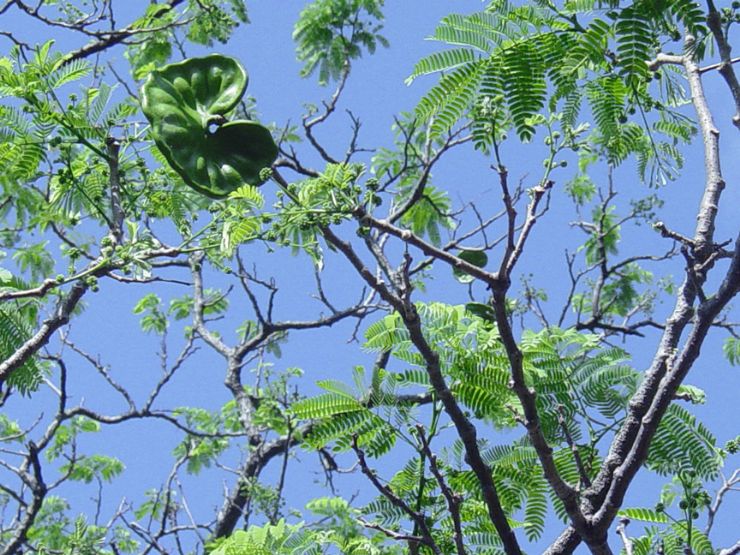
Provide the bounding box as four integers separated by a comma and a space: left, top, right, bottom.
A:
0, 281, 88, 385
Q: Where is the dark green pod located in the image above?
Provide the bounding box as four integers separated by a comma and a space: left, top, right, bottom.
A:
141, 55, 278, 198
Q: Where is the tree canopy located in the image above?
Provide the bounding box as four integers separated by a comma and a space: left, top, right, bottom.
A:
0, 1, 739, 554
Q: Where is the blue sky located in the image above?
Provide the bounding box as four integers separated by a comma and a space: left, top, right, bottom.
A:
2, 1, 739, 552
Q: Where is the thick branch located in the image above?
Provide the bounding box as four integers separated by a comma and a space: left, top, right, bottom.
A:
573, 45, 733, 546
543, 527, 582, 555
320, 227, 522, 554
492, 287, 594, 547
719, 541, 740, 555
212, 433, 300, 538
683, 48, 726, 257
592, 234, 740, 527
706, 1, 740, 129
1, 442, 47, 555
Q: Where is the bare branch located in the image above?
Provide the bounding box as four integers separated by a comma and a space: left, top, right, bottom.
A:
705, 468, 740, 535
320, 225, 522, 554
1, 442, 47, 555
558, 405, 591, 489
682, 42, 727, 258
719, 541, 740, 555
354, 207, 499, 286
61, 0, 188, 64
352, 436, 442, 555
302, 63, 350, 164
416, 426, 468, 555
705, 1, 740, 129
615, 517, 634, 555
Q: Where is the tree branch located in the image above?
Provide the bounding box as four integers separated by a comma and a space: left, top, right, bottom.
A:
61, 0, 187, 64
705, 1, 740, 129
1, 442, 47, 555
615, 517, 634, 555
352, 436, 443, 555
416, 426, 468, 555
0, 281, 88, 385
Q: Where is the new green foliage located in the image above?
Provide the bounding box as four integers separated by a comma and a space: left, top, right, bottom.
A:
293, 0, 387, 85
0, 272, 42, 394
406, 0, 701, 184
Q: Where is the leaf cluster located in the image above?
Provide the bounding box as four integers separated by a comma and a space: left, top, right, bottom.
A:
407, 1, 701, 184
294, 0, 388, 85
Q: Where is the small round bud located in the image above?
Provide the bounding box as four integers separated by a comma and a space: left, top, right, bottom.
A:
259, 167, 273, 182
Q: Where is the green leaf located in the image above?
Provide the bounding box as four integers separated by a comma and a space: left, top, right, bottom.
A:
0, 305, 42, 395
723, 337, 740, 366
61, 455, 125, 484
140, 55, 278, 198
293, 0, 387, 86
618, 507, 669, 523
291, 393, 363, 419
452, 248, 488, 283
615, 7, 653, 89
465, 302, 495, 322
